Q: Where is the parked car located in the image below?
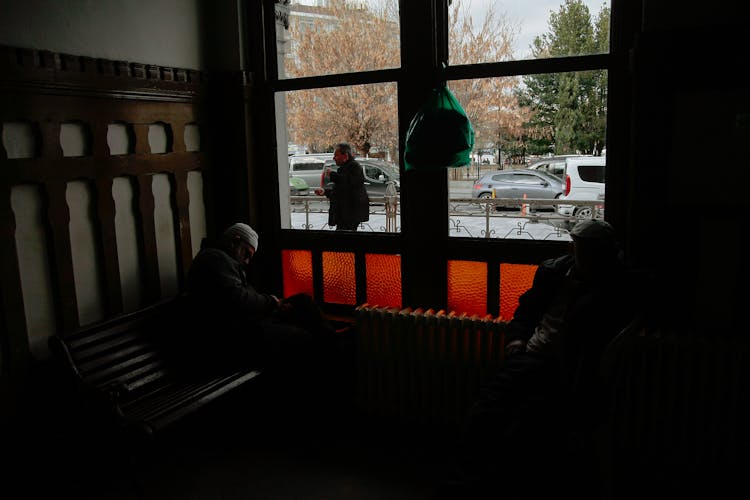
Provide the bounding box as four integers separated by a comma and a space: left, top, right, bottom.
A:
289, 176, 309, 196
288, 155, 329, 188
527, 154, 591, 179
556, 156, 606, 218
321, 158, 400, 198
471, 169, 563, 210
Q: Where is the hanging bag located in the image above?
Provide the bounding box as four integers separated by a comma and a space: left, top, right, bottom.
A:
404, 83, 475, 171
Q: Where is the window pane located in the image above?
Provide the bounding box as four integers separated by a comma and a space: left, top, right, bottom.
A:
447, 69, 607, 240
322, 251, 356, 305
448, 0, 610, 64
365, 253, 401, 308
282, 249, 314, 297
499, 263, 537, 320
278, 83, 399, 232
447, 260, 487, 316
280, 0, 400, 79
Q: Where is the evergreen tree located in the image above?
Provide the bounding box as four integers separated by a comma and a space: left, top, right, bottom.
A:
518, 0, 610, 155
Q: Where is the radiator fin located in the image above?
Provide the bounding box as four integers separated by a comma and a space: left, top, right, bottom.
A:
355, 304, 508, 426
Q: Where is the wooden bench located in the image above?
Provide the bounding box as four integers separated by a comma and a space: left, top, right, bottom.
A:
50, 298, 262, 437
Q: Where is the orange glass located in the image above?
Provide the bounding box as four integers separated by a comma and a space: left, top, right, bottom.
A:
281, 249, 313, 298
447, 260, 487, 317
499, 263, 537, 320
322, 251, 356, 305
365, 253, 402, 308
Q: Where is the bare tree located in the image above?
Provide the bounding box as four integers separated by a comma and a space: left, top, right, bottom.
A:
448, 0, 529, 154
285, 1, 399, 157
285, 0, 528, 161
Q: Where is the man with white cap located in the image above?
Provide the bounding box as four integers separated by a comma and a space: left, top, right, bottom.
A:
183, 222, 335, 377
449, 219, 634, 500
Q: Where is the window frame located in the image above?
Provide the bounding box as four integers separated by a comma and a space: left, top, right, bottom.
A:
247, 0, 626, 313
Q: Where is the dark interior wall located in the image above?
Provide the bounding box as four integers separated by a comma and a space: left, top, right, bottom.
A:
626, 0, 748, 331
195, 0, 255, 234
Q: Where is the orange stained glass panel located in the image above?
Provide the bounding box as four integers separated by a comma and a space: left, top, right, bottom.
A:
499, 263, 537, 320
447, 260, 487, 317
365, 253, 402, 308
281, 249, 313, 298
322, 251, 356, 305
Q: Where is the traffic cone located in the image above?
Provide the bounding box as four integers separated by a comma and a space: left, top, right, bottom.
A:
521, 194, 527, 215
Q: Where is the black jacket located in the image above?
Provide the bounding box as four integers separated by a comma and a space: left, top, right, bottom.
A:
326, 158, 370, 227
181, 246, 279, 369
506, 252, 634, 423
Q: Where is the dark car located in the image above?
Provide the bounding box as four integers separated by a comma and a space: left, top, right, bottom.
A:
471, 169, 563, 210
322, 158, 400, 198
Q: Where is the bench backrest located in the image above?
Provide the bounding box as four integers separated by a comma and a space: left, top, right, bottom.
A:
52, 299, 181, 399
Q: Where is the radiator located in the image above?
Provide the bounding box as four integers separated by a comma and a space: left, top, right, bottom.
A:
603, 321, 748, 470
355, 304, 509, 426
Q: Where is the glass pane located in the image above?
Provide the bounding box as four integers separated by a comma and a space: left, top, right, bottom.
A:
365, 253, 401, 308
499, 262, 537, 320
448, 0, 610, 64
447, 260, 487, 317
322, 251, 356, 305
280, 1, 400, 80
282, 249, 314, 297
278, 83, 399, 232
447, 70, 607, 239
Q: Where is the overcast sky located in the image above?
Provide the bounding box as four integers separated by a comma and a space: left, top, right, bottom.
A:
294, 0, 609, 59
468, 0, 609, 58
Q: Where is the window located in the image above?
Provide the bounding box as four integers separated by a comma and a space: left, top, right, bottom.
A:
275, 2, 400, 233
578, 164, 606, 183
447, 0, 610, 240
258, 0, 615, 314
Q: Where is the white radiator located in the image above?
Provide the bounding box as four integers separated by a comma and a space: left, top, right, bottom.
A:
355, 304, 509, 426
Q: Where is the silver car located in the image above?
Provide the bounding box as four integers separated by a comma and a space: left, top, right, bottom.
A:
471, 169, 563, 210
322, 158, 400, 198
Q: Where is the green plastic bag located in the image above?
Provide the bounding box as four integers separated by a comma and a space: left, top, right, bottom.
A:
404, 84, 475, 171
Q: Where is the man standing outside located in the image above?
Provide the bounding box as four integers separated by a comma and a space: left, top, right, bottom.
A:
322, 142, 370, 231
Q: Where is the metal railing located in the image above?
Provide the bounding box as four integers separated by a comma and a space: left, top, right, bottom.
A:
289, 195, 604, 240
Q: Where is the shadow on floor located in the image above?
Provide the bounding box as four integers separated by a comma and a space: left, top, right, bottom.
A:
9, 368, 461, 500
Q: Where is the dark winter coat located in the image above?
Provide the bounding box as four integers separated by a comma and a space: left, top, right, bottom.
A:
325, 158, 370, 228
181, 246, 280, 369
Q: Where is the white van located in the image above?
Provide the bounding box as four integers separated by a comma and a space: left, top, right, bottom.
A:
556, 156, 606, 218
289, 155, 328, 188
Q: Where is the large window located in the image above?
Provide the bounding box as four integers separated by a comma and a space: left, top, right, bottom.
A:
262, 0, 614, 313
273, 0, 610, 239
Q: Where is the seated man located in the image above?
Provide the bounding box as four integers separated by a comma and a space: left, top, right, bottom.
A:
451, 220, 635, 499
181, 223, 338, 382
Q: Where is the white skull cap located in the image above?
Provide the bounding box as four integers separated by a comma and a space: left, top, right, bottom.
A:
223, 223, 259, 251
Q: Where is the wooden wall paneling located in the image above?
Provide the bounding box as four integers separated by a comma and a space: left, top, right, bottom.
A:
38, 119, 61, 162
172, 122, 187, 153
136, 174, 161, 303
172, 168, 193, 285
94, 176, 123, 316
2, 44, 210, 322
43, 181, 79, 333
0, 185, 31, 379
133, 123, 150, 155
91, 119, 109, 158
